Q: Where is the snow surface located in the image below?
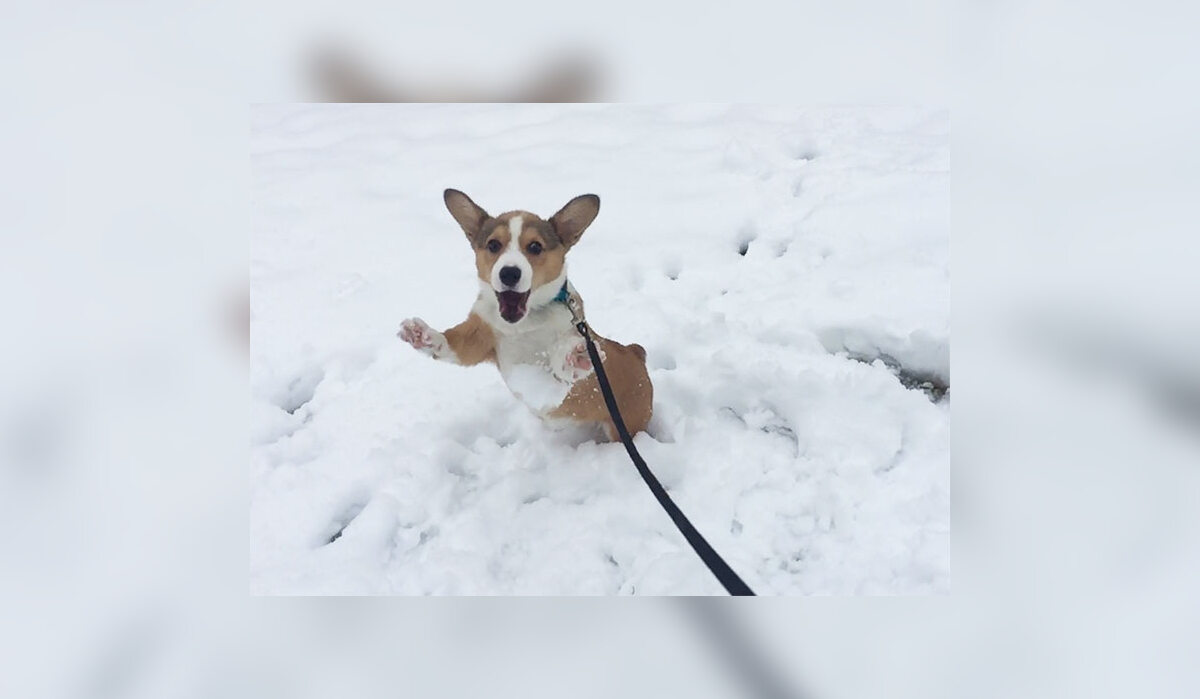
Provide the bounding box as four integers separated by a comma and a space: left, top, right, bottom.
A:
250, 105, 949, 595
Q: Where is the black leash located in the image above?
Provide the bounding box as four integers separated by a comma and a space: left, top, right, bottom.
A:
565, 291, 755, 596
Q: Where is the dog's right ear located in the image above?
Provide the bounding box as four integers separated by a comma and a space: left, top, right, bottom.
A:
444, 189, 490, 243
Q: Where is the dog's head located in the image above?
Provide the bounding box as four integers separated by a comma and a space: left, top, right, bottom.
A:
443, 189, 600, 324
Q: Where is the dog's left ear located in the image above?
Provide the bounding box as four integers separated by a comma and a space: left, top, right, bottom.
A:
444, 188, 491, 243
550, 194, 600, 248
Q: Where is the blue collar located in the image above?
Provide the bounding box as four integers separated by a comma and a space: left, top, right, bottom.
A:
552, 280, 570, 304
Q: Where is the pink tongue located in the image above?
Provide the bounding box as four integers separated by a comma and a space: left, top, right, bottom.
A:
497, 291, 527, 321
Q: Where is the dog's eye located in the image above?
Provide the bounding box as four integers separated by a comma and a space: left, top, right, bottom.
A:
486, 239, 502, 254
526, 241, 543, 255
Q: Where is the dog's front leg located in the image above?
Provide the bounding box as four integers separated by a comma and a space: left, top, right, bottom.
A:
398, 317, 457, 363
399, 313, 495, 365
550, 335, 604, 384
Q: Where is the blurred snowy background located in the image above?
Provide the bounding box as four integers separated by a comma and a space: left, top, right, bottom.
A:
251, 105, 950, 594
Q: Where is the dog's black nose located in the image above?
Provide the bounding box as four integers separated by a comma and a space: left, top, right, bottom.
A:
499, 266, 521, 287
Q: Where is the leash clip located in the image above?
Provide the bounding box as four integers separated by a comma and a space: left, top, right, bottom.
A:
565, 289, 586, 328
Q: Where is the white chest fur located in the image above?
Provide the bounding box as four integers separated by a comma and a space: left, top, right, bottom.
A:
474, 288, 580, 415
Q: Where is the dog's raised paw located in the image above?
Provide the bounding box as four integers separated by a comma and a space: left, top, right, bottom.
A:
557, 339, 603, 383
398, 317, 439, 351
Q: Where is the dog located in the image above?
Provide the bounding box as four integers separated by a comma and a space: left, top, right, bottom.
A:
398, 189, 653, 441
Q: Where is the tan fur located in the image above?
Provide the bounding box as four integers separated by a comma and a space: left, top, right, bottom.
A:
549, 333, 653, 439
442, 313, 496, 366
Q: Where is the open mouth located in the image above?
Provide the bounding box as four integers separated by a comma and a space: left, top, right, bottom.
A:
496, 290, 530, 323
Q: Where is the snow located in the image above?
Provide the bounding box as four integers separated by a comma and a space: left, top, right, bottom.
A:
250, 104, 949, 595
503, 363, 571, 414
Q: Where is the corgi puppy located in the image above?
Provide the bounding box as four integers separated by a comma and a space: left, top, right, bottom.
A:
398, 189, 653, 441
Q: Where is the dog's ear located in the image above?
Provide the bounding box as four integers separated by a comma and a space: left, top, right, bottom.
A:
550, 194, 600, 248
444, 189, 490, 242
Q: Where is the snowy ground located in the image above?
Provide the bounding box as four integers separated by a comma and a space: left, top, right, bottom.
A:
250, 105, 949, 595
